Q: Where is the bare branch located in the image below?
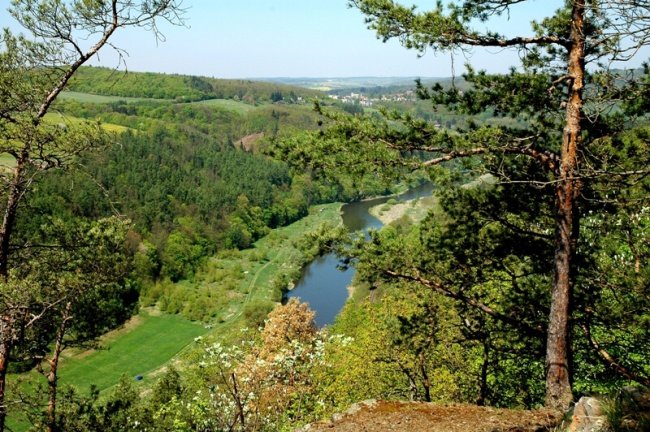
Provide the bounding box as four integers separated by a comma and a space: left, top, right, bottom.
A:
422, 145, 559, 172
579, 322, 650, 387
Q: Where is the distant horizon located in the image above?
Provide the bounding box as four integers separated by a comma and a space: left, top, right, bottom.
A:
249, 76, 450, 80
74, 65, 455, 81
73, 64, 644, 83
3, 1, 647, 77
0, 1, 564, 78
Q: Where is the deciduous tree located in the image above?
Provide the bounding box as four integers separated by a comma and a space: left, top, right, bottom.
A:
0, 1, 185, 428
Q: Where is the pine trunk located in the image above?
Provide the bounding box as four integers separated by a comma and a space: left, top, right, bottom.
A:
545, 0, 586, 411
0, 153, 27, 279
46, 303, 71, 432
0, 336, 12, 432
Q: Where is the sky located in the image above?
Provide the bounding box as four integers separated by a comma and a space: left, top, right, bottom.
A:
0, 0, 645, 78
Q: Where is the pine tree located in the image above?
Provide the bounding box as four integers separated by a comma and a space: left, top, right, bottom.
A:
276, 0, 650, 410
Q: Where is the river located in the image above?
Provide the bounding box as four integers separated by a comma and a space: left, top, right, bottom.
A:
286, 183, 434, 327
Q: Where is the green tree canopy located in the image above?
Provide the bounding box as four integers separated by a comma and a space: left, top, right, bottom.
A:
276, 0, 650, 410
0, 1, 185, 429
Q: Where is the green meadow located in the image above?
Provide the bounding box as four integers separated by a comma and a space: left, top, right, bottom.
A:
43, 112, 129, 133
58, 91, 162, 104
189, 98, 261, 113
58, 312, 207, 393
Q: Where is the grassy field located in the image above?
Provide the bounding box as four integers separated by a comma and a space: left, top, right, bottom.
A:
0, 153, 15, 171
58, 312, 207, 393
189, 98, 261, 114
369, 175, 495, 225
7, 312, 207, 431
60, 91, 265, 115
369, 195, 441, 226
59, 91, 162, 104
43, 112, 129, 133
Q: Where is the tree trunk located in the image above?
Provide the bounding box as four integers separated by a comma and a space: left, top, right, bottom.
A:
231, 373, 246, 429
0, 330, 13, 432
46, 303, 72, 432
418, 351, 431, 402
0, 152, 28, 279
477, 339, 490, 406
545, 0, 586, 411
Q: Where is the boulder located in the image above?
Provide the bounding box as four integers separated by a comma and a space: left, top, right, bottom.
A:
568, 397, 608, 432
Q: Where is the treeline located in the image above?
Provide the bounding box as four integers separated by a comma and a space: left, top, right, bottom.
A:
67, 66, 322, 103
327, 77, 470, 97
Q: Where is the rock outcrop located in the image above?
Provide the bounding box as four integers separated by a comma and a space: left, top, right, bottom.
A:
298, 400, 562, 432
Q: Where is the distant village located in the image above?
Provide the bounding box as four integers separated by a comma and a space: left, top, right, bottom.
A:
328, 89, 417, 107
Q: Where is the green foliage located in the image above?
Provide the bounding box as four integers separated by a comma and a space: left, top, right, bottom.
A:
271, 0, 650, 411
67, 66, 321, 103
150, 367, 183, 408
602, 387, 650, 432
243, 300, 275, 329
132, 240, 160, 282
325, 223, 502, 406
161, 228, 208, 282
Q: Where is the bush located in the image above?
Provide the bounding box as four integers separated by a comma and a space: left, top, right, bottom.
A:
243, 300, 275, 328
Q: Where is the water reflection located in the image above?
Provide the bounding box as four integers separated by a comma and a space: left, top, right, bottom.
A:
286, 183, 434, 327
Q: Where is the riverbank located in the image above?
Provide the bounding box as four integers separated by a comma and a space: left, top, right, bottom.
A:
368, 193, 440, 225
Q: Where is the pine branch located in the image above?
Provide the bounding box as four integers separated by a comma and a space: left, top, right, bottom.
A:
383, 269, 545, 339
579, 322, 650, 387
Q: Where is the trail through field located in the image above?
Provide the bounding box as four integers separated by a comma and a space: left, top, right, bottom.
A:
222, 250, 286, 325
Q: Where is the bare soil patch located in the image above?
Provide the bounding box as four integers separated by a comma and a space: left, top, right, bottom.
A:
303, 400, 562, 432
236, 132, 264, 152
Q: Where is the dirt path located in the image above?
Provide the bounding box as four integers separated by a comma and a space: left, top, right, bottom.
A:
223, 250, 283, 324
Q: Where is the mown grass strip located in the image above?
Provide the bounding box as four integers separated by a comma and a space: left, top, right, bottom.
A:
58, 91, 164, 104
58, 313, 207, 393
189, 98, 261, 113
43, 112, 129, 133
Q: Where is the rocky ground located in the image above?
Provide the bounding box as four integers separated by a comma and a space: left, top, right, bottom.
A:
299, 400, 563, 432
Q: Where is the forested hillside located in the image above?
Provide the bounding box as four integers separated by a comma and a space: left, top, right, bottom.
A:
25, 67, 397, 300
67, 66, 322, 102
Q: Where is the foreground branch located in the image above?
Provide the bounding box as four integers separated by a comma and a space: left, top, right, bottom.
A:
383, 269, 545, 339
579, 322, 650, 387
